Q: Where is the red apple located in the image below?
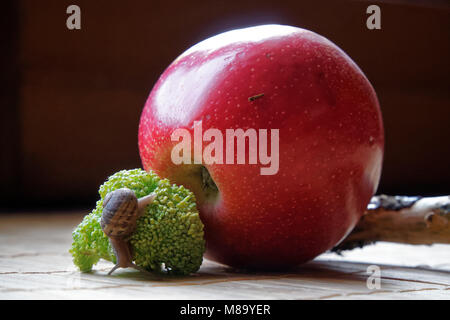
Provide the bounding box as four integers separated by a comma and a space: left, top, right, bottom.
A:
138, 25, 384, 269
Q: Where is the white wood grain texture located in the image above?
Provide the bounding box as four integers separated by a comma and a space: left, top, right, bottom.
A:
0, 213, 448, 299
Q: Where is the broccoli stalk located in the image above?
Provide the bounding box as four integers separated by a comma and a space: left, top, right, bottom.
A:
69, 169, 205, 275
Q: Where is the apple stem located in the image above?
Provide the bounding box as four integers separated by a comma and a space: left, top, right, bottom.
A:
201, 166, 218, 191
332, 195, 450, 253
248, 93, 265, 102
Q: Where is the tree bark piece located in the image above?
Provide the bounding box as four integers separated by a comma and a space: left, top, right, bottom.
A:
333, 195, 450, 253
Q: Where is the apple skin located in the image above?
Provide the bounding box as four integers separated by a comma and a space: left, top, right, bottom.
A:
138, 25, 384, 269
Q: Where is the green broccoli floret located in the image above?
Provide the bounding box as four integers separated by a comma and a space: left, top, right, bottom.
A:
69, 169, 205, 275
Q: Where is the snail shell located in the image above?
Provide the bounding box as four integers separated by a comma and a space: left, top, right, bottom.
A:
101, 188, 139, 238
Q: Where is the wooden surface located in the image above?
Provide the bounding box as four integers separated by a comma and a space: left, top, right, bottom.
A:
0, 213, 449, 300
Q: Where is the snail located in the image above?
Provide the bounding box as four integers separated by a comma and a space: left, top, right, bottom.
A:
101, 187, 157, 275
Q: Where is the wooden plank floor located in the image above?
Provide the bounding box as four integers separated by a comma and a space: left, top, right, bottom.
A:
0, 213, 449, 299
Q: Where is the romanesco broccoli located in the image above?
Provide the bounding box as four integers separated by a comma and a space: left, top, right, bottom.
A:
69, 169, 205, 275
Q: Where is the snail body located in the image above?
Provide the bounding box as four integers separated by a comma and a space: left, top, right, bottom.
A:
100, 187, 157, 275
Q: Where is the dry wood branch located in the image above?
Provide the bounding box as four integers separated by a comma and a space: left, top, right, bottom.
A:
333, 195, 450, 252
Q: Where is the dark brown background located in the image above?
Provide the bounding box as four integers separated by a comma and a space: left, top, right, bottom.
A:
1, 0, 449, 210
